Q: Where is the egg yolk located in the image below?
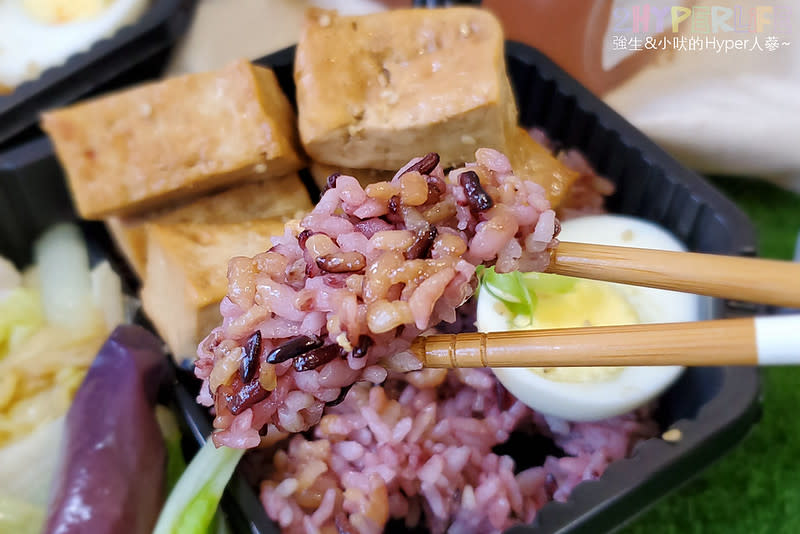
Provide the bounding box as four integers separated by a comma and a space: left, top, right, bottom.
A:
530, 279, 639, 329
509, 279, 640, 383
23, 0, 112, 24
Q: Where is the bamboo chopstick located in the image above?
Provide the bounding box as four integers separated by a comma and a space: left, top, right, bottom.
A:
411, 315, 800, 368
548, 242, 800, 308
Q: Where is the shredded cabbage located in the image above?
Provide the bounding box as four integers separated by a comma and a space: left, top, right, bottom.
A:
90, 260, 125, 331
0, 223, 129, 519
0, 287, 44, 359
34, 223, 97, 332
0, 223, 125, 447
0, 416, 64, 504
0, 496, 45, 534
0, 256, 21, 298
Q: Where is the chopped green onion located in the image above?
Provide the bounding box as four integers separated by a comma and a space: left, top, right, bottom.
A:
477, 267, 538, 319
153, 438, 244, 534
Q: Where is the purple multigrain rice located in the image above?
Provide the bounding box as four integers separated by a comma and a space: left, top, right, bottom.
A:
197, 144, 654, 533
256, 369, 657, 534
196, 149, 558, 444
527, 127, 616, 221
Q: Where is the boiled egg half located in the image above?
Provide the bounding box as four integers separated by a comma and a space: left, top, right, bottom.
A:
0, 0, 149, 92
477, 214, 708, 421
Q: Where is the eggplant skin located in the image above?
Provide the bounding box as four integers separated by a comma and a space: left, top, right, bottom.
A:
43, 325, 171, 534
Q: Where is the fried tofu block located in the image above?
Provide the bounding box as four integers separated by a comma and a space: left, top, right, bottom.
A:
311, 128, 578, 209
106, 173, 312, 275
309, 161, 396, 191
310, 130, 578, 210
505, 127, 580, 208
41, 60, 304, 219
295, 8, 517, 170
141, 219, 287, 360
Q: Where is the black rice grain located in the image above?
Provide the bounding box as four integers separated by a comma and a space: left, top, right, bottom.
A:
240, 331, 261, 383
294, 344, 342, 372
406, 152, 440, 175
267, 335, 324, 364
459, 170, 494, 212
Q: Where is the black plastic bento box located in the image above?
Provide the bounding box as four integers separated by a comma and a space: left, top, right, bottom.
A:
0, 42, 761, 534
0, 0, 196, 151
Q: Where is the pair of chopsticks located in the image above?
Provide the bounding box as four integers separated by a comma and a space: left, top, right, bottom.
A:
411, 242, 800, 368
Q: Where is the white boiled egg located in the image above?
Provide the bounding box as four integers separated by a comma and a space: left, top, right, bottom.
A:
477, 214, 709, 421
0, 0, 149, 91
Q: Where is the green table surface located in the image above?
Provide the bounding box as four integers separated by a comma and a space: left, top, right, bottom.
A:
623, 177, 800, 534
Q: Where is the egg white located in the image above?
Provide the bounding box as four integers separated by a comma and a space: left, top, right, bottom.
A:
478, 214, 709, 421
0, 0, 149, 90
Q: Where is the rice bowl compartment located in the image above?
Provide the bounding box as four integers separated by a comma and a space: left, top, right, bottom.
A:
0, 42, 762, 534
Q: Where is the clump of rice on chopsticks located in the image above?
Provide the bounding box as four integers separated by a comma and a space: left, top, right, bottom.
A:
194, 149, 559, 447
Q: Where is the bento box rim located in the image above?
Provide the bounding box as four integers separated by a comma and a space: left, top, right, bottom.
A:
0, 0, 196, 149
